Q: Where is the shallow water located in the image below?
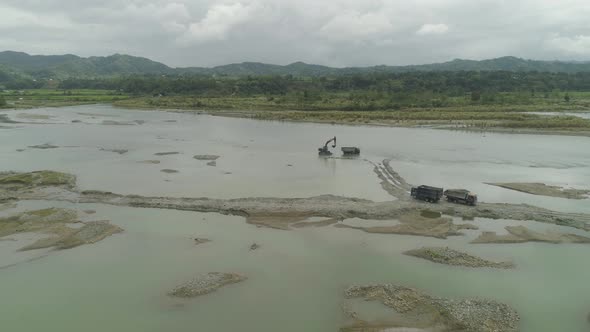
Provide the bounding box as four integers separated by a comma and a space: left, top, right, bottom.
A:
1, 105, 590, 331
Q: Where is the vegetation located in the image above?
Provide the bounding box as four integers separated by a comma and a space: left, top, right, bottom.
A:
0, 51, 169, 80
0, 170, 76, 188
0, 207, 123, 251
58, 71, 590, 98
4, 51, 590, 81
111, 92, 590, 131
2, 53, 590, 132
0, 89, 129, 108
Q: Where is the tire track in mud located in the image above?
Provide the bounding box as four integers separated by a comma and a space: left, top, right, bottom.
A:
369, 159, 411, 198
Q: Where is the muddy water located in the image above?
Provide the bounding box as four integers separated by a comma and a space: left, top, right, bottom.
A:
1, 105, 590, 331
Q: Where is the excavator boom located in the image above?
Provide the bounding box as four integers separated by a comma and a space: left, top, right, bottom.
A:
325, 136, 337, 148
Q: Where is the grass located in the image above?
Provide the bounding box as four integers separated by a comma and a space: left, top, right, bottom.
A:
3, 88, 590, 132
113, 91, 590, 112
110, 93, 590, 131
0, 171, 76, 188
0, 208, 77, 237
0, 89, 130, 108
28, 208, 63, 218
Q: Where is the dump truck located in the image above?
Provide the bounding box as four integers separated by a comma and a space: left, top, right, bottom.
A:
410, 185, 444, 203
341, 147, 360, 155
444, 189, 477, 206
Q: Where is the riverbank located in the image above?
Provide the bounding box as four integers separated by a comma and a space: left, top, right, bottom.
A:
113, 100, 590, 137
3, 166, 590, 238
4, 89, 590, 136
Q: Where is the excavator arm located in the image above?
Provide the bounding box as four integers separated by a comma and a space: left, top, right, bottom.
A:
325, 136, 337, 148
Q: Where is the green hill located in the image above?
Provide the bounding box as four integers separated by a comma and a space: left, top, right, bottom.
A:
1, 51, 590, 80
0, 51, 171, 79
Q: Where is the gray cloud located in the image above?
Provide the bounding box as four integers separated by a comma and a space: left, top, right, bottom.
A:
1, 0, 590, 67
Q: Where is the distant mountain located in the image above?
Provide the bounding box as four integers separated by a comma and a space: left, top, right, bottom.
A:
0, 51, 171, 79
401, 56, 590, 72
2, 51, 590, 80
184, 56, 590, 76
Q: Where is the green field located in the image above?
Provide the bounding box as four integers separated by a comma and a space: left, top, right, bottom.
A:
0, 89, 129, 108
112, 92, 590, 131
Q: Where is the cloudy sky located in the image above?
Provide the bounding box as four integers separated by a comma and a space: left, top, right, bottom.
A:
1, 0, 590, 67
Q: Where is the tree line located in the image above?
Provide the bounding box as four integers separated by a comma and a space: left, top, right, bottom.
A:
57, 71, 590, 96
4, 70, 590, 96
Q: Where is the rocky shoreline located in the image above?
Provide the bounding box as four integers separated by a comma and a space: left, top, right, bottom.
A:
344, 284, 519, 332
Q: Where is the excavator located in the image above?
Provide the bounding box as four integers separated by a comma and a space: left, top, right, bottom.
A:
318, 136, 336, 156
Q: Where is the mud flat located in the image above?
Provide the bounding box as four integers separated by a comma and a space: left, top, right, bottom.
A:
17, 113, 52, 120
4, 170, 590, 235
77, 112, 120, 117
194, 238, 211, 245
487, 182, 590, 200
154, 151, 180, 156
343, 284, 519, 332
0, 170, 75, 192
404, 247, 515, 269
99, 148, 128, 155
101, 120, 135, 126
290, 217, 340, 228
169, 272, 246, 298
28, 143, 59, 149
193, 155, 220, 161
21, 221, 123, 251
0, 208, 122, 251
0, 208, 75, 237
245, 212, 319, 230
336, 211, 477, 239
472, 225, 590, 244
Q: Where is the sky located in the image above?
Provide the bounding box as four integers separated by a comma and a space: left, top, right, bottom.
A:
1, 0, 590, 68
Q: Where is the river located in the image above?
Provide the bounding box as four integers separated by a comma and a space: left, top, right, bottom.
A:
1, 105, 590, 331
